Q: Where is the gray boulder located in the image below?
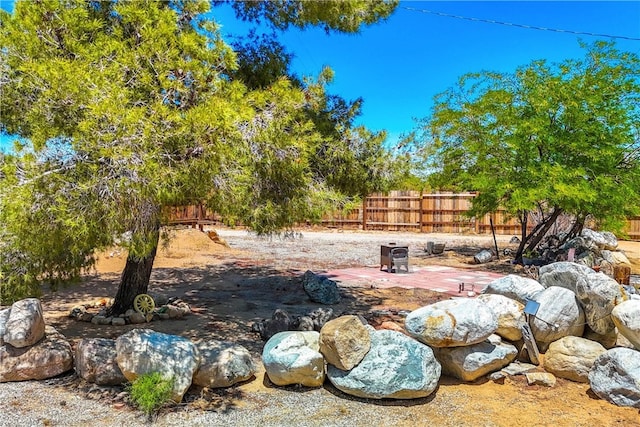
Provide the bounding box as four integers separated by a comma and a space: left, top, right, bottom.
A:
582, 228, 617, 250
327, 329, 441, 399
0, 326, 73, 382
476, 294, 525, 341
433, 335, 517, 382
116, 329, 200, 403
480, 275, 544, 304
538, 262, 593, 291
529, 286, 585, 350
543, 336, 606, 383
574, 273, 624, 335
75, 338, 126, 385
319, 315, 370, 371
252, 309, 295, 341
405, 299, 498, 347
262, 331, 325, 387
193, 340, 256, 388
589, 348, 640, 408
3, 298, 46, 348
611, 300, 640, 350
302, 270, 341, 304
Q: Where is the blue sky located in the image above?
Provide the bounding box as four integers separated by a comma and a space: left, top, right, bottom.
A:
1, 1, 639, 152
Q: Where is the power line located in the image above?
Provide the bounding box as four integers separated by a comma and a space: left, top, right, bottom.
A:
402, 6, 640, 42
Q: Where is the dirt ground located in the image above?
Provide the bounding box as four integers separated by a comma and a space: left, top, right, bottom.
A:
37, 227, 640, 426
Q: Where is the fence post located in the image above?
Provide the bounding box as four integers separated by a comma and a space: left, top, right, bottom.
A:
362, 197, 367, 231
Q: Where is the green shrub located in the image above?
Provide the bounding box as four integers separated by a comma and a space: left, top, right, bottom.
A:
127, 372, 175, 418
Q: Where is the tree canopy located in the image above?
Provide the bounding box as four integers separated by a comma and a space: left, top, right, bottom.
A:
413, 41, 640, 260
0, 0, 399, 309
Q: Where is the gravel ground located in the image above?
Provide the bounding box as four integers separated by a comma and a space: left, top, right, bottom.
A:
214, 228, 507, 270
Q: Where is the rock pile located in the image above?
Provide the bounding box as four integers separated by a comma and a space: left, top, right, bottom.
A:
1, 299, 256, 403
260, 260, 640, 408
69, 296, 192, 326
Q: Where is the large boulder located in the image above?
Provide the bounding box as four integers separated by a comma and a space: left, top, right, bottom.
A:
193, 340, 256, 388
476, 294, 524, 341
611, 300, 640, 350
538, 262, 593, 291
115, 329, 200, 403
433, 335, 517, 382
574, 273, 624, 335
529, 286, 585, 350
539, 263, 623, 335
319, 315, 370, 371
589, 348, 640, 408
582, 229, 617, 250
405, 299, 497, 347
480, 275, 544, 304
0, 326, 73, 382
543, 336, 606, 383
262, 331, 325, 387
302, 270, 341, 305
3, 298, 46, 348
75, 338, 126, 385
327, 329, 441, 399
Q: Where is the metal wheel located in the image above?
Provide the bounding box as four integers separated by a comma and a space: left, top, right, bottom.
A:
133, 294, 155, 315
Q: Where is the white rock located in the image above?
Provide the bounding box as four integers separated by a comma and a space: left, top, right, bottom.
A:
262, 331, 325, 387
543, 336, 606, 383
476, 294, 525, 341
3, 298, 46, 348
610, 251, 631, 265
589, 347, 640, 408
529, 286, 585, 350
480, 275, 544, 304
405, 299, 497, 347
538, 262, 593, 292
116, 329, 200, 403
611, 300, 640, 350
433, 335, 517, 382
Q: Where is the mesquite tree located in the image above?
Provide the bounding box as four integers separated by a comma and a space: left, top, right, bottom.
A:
0, 0, 399, 311
413, 42, 640, 262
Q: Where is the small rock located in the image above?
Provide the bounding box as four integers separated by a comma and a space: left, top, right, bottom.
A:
111, 317, 126, 326
525, 372, 556, 387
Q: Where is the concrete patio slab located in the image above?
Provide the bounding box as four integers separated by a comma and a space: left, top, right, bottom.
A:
320, 265, 505, 298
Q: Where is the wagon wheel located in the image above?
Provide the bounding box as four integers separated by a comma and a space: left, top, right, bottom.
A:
133, 294, 155, 315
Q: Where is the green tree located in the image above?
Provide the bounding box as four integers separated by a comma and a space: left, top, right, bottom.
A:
414, 42, 640, 262
0, 0, 398, 311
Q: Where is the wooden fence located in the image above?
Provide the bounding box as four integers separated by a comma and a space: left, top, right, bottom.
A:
165, 192, 640, 239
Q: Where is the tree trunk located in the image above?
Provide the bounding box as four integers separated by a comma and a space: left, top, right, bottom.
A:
523, 207, 563, 255
107, 223, 160, 317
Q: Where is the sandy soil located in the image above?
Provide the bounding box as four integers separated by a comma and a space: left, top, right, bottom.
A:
31, 227, 640, 426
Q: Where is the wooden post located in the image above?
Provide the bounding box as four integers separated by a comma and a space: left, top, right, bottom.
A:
490, 215, 499, 260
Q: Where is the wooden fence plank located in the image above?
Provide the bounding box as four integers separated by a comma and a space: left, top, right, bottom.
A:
165, 194, 639, 240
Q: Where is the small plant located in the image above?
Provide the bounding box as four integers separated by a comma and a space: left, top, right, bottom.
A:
127, 372, 175, 419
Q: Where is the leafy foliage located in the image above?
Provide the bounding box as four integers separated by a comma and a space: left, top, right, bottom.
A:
0, 1, 400, 307
412, 42, 640, 259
